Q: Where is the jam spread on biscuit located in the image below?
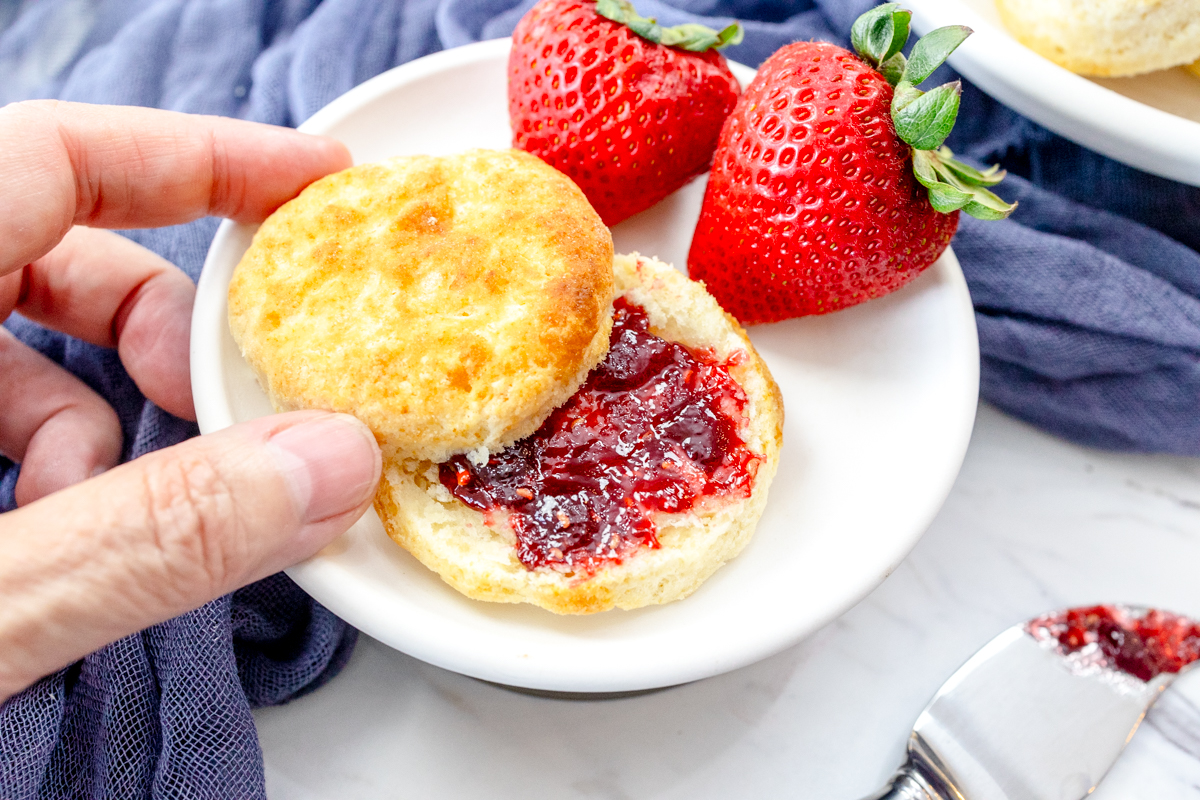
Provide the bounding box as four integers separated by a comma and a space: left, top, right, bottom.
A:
440, 299, 760, 575
1027, 605, 1200, 681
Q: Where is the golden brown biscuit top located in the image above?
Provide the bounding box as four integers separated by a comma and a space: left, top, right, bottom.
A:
228, 149, 614, 461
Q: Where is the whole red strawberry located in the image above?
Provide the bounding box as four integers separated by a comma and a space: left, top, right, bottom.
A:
509, 0, 743, 226
688, 4, 1015, 323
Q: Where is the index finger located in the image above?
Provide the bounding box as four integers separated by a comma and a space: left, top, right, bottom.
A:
0, 100, 352, 276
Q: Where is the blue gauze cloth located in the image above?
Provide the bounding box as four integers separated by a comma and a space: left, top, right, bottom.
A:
1, 0, 1198, 797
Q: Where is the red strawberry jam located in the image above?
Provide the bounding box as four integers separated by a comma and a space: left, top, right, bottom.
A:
440, 299, 760, 575
1027, 605, 1200, 682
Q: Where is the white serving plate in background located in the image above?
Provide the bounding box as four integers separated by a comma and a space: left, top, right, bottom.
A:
191, 38, 980, 692
906, 0, 1200, 187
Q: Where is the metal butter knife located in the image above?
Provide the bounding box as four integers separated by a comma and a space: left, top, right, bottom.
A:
863, 605, 1197, 800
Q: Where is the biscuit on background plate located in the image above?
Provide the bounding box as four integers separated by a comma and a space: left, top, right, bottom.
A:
996, 0, 1200, 77
228, 148, 614, 462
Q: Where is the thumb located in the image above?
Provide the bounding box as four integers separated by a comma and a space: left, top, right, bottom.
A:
0, 410, 381, 702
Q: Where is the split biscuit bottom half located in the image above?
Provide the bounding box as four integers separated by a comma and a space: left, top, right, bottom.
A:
377, 254, 785, 615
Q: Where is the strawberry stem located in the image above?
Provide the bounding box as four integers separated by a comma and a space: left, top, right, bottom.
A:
850, 5, 1016, 220
594, 0, 743, 52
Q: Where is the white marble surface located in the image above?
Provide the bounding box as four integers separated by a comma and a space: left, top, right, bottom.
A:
254, 403, 1200, 799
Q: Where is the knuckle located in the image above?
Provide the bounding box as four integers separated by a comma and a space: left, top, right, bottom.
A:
140, 452, 242, 598
208, 134, 248, 218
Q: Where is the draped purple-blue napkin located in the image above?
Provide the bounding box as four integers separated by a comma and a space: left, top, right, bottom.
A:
2, 0, 1198, 797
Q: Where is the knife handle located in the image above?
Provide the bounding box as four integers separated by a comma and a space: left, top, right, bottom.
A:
860, 764, 946, 800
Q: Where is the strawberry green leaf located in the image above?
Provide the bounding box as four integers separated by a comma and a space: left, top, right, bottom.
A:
939, 156, 1006, 187
850, 4, 896, 64
902, 25, 971, 86
911, 147, 940, 184
925, 181, 974, 214
850, 4, 912, 69
879, 52, 907, 87
659, 21, 743, 50
911, 146, 1017, 219
884, 11, 912, 62
890, 80, 923, 113
595, 0, 743, 52
962, 195, 1016, 221
879, 21, 1013, 220
892, 81, 961, 150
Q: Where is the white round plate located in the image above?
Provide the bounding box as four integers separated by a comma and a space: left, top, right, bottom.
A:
905, 0, 1200, 187
192, 37, 979, 693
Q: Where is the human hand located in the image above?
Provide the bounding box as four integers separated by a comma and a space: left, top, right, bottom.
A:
0, 101, 382, 703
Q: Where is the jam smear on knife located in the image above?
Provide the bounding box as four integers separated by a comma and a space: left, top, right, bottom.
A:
1027, 604, 1200, 681
440, 299, 760, 575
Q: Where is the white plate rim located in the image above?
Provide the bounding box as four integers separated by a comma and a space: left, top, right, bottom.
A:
191, 37, 981, 692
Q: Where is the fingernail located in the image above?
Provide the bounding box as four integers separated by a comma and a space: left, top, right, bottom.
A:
266, 414, 381, 523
